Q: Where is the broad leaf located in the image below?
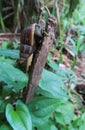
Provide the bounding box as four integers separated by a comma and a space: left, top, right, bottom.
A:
6, 100, 32, 130
0, 62, 28, 92
55, 101, 76, 125
67, 124, 77, 130
37, 120, 58, 130
57, 69, 77, 83
0, 49, 19, 59
38, 69, 68, 100
47, 54, 59, 72
72, 117, 83, 129
79, 124, 85, 130
28, 96, 66, 125
0, 56, 15, 65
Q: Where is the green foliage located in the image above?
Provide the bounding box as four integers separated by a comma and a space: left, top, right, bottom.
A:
28, 96, 65, 126
47, 54, 59, 72
0, 0, 85, 129
72, 1, 85, 24
0, 49, 19, 59
38, 69, 68, 99
55, 101, 76, 125
6, 100, 32, 130
0, 62, 27, 93
37, 120, 58, 130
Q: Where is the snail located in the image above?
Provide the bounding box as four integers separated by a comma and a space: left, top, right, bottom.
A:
20, 6, 52, 71
20, 5, 52, 59
20, 19, 46, 57
20, 20, 46, 71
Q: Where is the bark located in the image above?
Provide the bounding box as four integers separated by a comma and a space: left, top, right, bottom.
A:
25, 16, 56, 103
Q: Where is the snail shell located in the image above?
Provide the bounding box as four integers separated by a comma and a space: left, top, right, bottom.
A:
20, 23, 43, 58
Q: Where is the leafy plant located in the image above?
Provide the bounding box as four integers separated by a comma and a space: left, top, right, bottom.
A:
0, 0, 85, 129
6, 100, 32, 130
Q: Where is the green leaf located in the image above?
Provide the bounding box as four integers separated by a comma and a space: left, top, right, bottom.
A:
0, 49, 19, 59
6, 104, 26, 130
0, 62, 28, 92
77, 26, 85, 35
6, 100, 32, 130
28, 96, 66, 126
16, 100, 32, 130
0, 56, 15, 65
55, 101, 76, 125
1, 42, 8, 49
57, 69, 76, 83
73, 1, 85, 24
37, 120, 58, 130
79, 124, 85, 130
72, 116, 83, 128
68, 124, 77, 130
72, 112, 85, 129
47, 54, 59, 72
79, 43, 85, 51
39, 69, 68, 100
81, 112, 85, 121
0, 124, 12, 130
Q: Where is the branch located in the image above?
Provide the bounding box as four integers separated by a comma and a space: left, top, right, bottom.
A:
0, 33, 21, 37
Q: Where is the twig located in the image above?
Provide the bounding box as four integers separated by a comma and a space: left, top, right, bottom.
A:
25, 16, 56, 103
0, 33, 21, 37
3, 7, 12, 11
3, 12, 14, 20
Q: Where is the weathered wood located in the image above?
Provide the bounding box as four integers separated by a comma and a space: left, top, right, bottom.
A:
25, 16, 56, 103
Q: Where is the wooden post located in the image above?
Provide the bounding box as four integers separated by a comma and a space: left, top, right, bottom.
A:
25, 16, 56, 103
